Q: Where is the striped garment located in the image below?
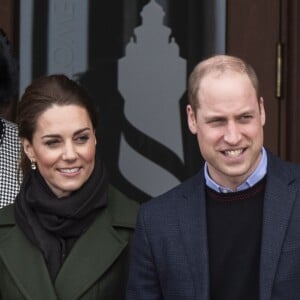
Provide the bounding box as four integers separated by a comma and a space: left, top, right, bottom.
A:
0, 118, 21, 208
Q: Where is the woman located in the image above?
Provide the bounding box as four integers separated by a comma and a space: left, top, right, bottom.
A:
0, 74, 138, 299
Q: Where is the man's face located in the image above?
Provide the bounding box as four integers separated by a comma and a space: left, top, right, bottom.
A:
187, 71, 265, 190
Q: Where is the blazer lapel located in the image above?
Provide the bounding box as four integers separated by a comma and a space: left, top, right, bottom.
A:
177, 173, 209, 300
55, 209, 128, 300
259, 156, 298, 300
0, 226, 56, 300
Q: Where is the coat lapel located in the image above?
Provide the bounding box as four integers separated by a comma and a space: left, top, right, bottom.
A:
259, 154, 298, 300
54, 209, 128, 300
177, 173, 209, 300
0, 226, 56, 300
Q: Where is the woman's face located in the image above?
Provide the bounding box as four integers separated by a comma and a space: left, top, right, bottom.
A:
23, 104, 96, 198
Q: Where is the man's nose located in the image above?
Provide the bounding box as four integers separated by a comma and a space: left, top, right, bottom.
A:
223, 122, 242, 145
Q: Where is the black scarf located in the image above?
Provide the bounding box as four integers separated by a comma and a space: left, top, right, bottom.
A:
14, 158, 108, 281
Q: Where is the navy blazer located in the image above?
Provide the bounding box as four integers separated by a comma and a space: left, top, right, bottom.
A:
126, 151, 300, 300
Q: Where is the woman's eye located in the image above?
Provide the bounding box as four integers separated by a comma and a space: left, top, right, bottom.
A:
76, 135, 89, 143
45, 140, 60, 147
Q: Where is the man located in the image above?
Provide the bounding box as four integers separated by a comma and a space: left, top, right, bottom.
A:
126, 55, 300, 300
0, 28, 21, 207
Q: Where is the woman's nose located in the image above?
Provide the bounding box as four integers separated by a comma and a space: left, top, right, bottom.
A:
62, 142, 77, 160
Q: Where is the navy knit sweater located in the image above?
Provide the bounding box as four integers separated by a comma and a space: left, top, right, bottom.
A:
206, 177, 266, 300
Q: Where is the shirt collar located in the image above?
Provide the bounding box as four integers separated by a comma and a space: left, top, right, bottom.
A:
204, 147, 267, 193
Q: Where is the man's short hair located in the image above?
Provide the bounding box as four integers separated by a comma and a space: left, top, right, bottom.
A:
188, 55, 260, 111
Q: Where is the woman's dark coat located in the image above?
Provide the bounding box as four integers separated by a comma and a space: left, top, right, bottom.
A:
0, 187, 138, 300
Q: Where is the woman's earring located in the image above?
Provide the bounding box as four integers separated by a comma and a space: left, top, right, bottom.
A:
31, 160, 37, 170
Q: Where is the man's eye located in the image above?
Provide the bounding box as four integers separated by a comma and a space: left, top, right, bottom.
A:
208, 119, 225, 126
240, 115, 253, 122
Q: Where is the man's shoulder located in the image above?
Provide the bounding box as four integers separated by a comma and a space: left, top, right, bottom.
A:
141, 172, 202, 212
1, 118, 18, 137
1, 118, 17, 129
1, 118, 20, 150
267, 150, 300, 178
133, 173, 203, 234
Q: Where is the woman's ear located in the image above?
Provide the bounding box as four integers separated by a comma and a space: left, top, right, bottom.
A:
22, 138, 35, 160
94, 129, 97, 145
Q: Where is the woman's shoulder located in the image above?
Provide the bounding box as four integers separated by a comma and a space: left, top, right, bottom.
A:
0, 204, 16, 239
107, 185, 139, 229
0, 204, 15, 224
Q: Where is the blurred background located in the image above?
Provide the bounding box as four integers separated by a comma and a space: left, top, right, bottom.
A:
1, 0, 299, 202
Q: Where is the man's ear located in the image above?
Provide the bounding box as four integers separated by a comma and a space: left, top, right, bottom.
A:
186, 104, 198, 134
259, 97, 266, 126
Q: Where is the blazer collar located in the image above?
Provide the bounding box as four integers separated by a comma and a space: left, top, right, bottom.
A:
259, 152, 298, 300
0, 208, 129, 300
177, 172, 209, 300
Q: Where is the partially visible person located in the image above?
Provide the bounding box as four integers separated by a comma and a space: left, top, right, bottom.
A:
0, 28, 21, 208
127, 54, 300, 300
0, 74, 138, 299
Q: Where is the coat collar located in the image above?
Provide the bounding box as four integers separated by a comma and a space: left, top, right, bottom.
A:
259, 152, 299, 300
0, 224, 56, 300
0, 207, 130, 300
55, 210, 128, 299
